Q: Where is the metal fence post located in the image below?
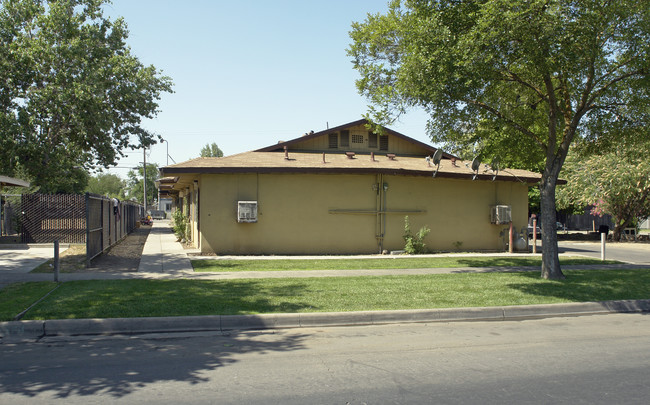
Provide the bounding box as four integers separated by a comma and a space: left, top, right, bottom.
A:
85, 193, 90, 267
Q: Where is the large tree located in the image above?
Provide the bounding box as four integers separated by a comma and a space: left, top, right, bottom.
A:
86, 172, 126, 199
557, 146, 650, 241
0, 0, 173, 193
349, 0, 650, 279
125, 163, 158, 208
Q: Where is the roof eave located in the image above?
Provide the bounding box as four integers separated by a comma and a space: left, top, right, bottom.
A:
161, 166, 541, 184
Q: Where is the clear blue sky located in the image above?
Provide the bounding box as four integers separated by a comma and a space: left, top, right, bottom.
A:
102, 0, 433, 178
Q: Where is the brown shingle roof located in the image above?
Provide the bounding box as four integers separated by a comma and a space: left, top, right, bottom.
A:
161, 151, 543, 184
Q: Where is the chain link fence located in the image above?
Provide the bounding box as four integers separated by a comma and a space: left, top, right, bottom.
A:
17, 193, 143, 266
86, 193, 143, 266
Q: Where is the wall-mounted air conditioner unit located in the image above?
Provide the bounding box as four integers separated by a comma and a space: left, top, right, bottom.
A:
237, 201, 258, 223
490, 205, 511, 224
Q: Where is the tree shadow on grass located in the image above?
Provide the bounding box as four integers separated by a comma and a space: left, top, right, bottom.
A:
505, 269, 650, 303
24, 279, 317, 319
453, 257, 614, 270
0, 329, 309, 399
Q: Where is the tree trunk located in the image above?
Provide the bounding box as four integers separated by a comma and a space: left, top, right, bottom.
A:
540, 172, 565, 280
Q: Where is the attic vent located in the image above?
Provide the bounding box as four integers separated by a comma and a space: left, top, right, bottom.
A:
328, 133, 338, 149
340, 130, 350, 147
379, 135, 389, 151
490, 205, 511, 225
368, 132, 378, 148
237, 201, 258, 223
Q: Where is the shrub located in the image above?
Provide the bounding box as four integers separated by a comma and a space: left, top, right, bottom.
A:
171, 210, 189, 241
403, 216, 430, 254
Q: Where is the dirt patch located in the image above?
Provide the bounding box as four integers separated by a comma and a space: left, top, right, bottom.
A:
31, 225, 151, 273
90, 225, 151, 272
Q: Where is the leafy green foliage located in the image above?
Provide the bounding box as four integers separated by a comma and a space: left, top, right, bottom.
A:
86, 173, 126, 199
349, 0, 650, 279
126, 163, 158, 206
403, 215, 430, 254
200, 142, 224, 157
557, 146, 650, 240
0, 0, 173, 193
172, 209, 189, 241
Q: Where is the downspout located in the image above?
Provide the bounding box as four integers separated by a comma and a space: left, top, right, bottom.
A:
375, 174, 383, 253
376, 173, 387, 253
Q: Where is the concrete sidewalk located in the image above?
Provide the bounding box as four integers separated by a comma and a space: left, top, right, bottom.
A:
137, 221, 193, 274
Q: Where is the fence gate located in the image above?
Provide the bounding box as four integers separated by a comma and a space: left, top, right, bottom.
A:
1, 194, 22, 238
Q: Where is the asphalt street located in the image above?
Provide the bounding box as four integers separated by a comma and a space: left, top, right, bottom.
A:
1, 313, 649, 404
558, 240, 650, 264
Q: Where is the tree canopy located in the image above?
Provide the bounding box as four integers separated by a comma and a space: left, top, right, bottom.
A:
200, 142, 224, 158
126, 163, 158, 207
349, 0, 650, 279
557, 143, 650, 240
86, 172, 125, 199
0, 0, 173, 193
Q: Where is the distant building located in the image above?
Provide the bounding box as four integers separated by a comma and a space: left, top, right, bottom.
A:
159, 119, 542, 255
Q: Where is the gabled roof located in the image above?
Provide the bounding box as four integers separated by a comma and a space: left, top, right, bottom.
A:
255, 118, 456, 159
161, 151, 543, 184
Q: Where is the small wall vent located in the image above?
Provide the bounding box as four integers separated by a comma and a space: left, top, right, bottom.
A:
237, 201, 258, 223
490, 205, 511, 224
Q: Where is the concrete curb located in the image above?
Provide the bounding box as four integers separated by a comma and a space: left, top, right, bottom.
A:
2, 299, 650, 342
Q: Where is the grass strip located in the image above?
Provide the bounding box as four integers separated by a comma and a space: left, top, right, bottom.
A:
3, 269, 648, 321
192, 256, 618, 272
0, 282, 58, 321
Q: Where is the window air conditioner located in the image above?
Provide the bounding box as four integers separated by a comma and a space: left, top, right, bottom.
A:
237, 201, 258, 223
490, 205, 511, 224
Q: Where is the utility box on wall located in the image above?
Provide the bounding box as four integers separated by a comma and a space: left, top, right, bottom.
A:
237, 201, 258, 223
490, 205, 512, 224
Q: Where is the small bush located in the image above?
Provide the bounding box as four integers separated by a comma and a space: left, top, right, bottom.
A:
403, 216, 430, 254
171, 210, 189, 241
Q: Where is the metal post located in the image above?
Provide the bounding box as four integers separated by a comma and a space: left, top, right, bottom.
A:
532, 218, 537, 254
509, 221, 514, 253
143, 146, 147, 212
85, 192, 90, 267
54, 240, 59, 282
601, 232, 606, 261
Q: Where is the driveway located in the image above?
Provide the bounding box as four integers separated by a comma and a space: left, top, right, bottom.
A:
558, 241, 650, 264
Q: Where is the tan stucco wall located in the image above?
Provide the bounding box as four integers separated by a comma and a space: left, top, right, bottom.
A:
197, 172, 529, 255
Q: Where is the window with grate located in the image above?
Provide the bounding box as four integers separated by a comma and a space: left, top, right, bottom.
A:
328, 133, 338, 149
368, 132, 378, 148
352, 134, 364, 144
340, 130, 349, 147
379, 135, 389, 151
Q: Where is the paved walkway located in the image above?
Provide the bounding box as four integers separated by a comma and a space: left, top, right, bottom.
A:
137, 221, 193, 274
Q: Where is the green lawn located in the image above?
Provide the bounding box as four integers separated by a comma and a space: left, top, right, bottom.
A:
2, 269, 648, 321
0, 282, 59, 321
192, 256, 618, 272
